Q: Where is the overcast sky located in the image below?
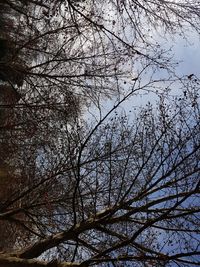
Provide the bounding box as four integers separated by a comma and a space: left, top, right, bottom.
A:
174, 33, 200, 76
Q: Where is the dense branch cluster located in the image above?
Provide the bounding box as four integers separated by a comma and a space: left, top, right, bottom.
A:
0, 0, 200, 267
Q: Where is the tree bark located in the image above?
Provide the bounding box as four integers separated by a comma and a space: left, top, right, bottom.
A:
0, 255, 82, 267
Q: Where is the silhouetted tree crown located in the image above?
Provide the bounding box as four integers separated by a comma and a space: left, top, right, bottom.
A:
0, 1, 200, 267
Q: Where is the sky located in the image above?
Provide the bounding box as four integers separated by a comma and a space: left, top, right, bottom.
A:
174, 33, 200, 76
87, 26, 200, 122
78, 0, 200, 128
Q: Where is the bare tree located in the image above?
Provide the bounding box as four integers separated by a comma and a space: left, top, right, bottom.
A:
0, 83, 199, 266
2, 0, 200, 105
0, 0, 200, 266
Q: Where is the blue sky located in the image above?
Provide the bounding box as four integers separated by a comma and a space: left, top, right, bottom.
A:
84, 16, 200, 126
